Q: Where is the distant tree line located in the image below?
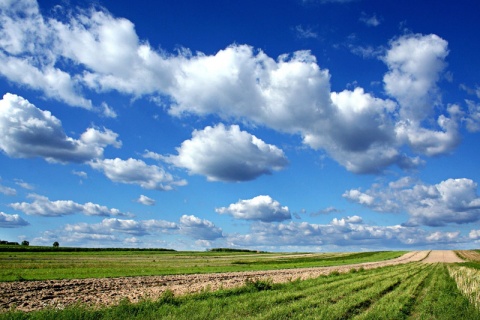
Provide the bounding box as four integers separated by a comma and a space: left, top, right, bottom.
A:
0, 240, 20, 246
0, 243, 176, 253
1, 240, 56, 247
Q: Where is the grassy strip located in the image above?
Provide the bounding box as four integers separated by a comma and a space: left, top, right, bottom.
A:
0, 250, 405, 282
409, 264, 480, 319
353, 264, 432, 319
3, 264, 479, 319
231, 251, 400, 265
448, 265, 480, 309
258, 264, 419, 319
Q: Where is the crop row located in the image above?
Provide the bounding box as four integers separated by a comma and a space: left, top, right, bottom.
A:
449, 265, 480, 310
4, 263, 479, 319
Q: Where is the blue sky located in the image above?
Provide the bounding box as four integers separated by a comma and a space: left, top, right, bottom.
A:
1, 0, 480, 251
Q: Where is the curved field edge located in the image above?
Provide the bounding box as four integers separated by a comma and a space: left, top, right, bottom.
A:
456, 250, 480, 262
2, 263, 479, 319
0, 250, 406, 282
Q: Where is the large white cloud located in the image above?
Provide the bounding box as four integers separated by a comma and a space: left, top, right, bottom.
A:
0, 93, 120, 163
0, 0, 46, 55
383, 33, 448, 122
179, 215, 223, 240
9, 194, 127, 217
0, 53, 93, 108
0, 2, 468, 174
382, 34, 461, 159
89, 158, 187, 191
0, 1, 92, 108
216, 195, 291, 222
0, 212, 29, 228
164, 124, 288, 182
344, 177, 480, 226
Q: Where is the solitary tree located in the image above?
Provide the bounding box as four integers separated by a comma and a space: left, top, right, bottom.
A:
53, 241, 59, 248
21, 240, 29, 246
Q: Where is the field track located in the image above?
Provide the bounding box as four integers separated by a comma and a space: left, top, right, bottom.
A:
0, 250, 460, 312
422, 250, 464, 263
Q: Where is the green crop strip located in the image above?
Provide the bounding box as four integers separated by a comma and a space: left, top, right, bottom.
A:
231, 251, 404, 266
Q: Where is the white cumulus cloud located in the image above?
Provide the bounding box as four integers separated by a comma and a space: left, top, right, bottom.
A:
216, 195, 291, 222
164, 124, 288, 182
179, 215, 223, 240
65, 218, 178, 237
383, 34, 448, 122
89, 158, 187, 191
0, 212, 29, 228
0, 2, 468, 174
0, 93, 121, 163
136, 195, 155, 206
226, 218, 464, 249
344, 177, 480, 227
9, 194, 126, 217
343, 189, 375, 205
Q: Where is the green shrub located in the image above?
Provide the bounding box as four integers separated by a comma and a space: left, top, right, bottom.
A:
244, 278, 274, 291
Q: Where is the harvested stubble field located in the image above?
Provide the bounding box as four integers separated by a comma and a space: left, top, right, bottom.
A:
455, 250, 480, 262
1, 249, 479, 319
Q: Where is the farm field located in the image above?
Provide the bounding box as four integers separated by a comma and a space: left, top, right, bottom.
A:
2, 263, 480, 319
1, 249, 479, 319
0, 249, 406, 282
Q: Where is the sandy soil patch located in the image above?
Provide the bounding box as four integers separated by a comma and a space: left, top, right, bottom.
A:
0, 251, 430, 312
421, 250, 464, 263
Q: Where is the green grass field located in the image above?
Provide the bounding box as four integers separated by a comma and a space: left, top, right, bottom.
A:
0, 249, 405, 281
2, 263, 479, 320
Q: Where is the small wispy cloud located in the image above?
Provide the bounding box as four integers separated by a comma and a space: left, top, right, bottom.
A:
294, 25, 318, 39
136, 195, 156, 206
15, 179, 34, 190
72, 170, 88, 179
0, 184, 16, 196
349, 44, 384, 58
101, 102, 117, 118
360, 12, 381, 27
310, 206, 342, 217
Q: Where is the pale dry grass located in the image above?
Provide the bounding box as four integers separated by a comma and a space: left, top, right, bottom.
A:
448, 265, 480, 309
456, 250, 480, 261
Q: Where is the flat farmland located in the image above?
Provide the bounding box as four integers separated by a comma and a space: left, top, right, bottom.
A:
1, 249, 480, 319
0, 249, 406, 282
